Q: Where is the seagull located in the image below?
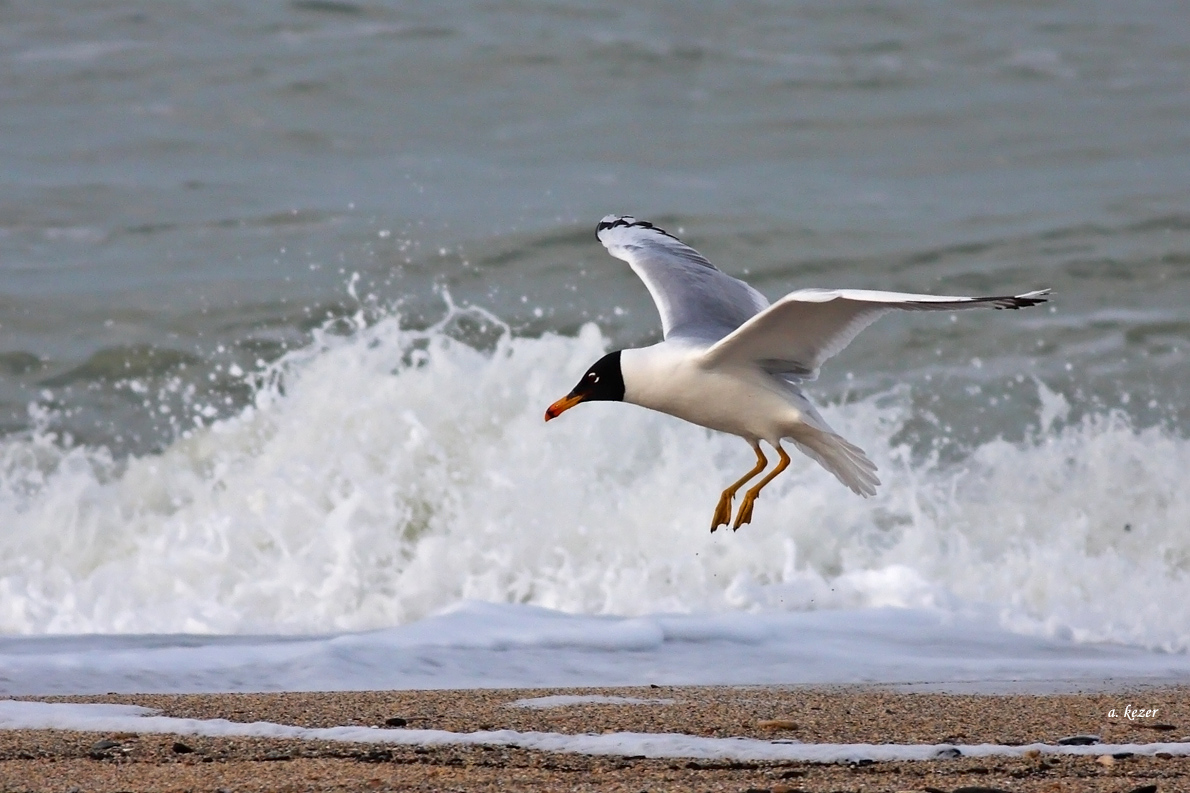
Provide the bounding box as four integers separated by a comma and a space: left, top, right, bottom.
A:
545, 215, 1050, 532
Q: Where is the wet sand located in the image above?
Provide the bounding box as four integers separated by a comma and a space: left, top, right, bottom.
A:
1, 685, 1187, 792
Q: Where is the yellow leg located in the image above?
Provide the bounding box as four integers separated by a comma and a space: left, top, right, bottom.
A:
733, 444, 791, 531
711, 443, 767, 533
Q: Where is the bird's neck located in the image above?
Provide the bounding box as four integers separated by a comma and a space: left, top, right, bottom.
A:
618, 343, 702, 412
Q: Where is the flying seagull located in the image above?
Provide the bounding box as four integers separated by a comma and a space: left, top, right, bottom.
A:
545, 215, 1049, 531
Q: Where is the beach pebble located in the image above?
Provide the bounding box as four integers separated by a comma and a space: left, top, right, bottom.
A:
88, 739, 124, 760
1057, 734, 1099, 745
172, 741, 194, 754
90, 739, 120, 752
757, 719, 798, 731
1096, 754, 1115, 767
1023, 748, 1041, 758
384, 717, 408, 727
934, 746, 962, 759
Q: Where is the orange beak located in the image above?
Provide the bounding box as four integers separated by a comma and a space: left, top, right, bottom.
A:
544, 392, 585, 422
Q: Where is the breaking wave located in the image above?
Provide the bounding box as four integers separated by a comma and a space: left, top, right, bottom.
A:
0, 306, 1186, 651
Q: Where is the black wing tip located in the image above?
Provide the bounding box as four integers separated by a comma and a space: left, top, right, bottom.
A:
596, 214, 680, 241
991, 289, 1051, 310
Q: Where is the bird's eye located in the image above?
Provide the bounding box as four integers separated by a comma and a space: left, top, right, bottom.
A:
588, 374, 599, 382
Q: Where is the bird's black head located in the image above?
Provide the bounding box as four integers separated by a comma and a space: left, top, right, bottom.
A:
544, 351, 625, 421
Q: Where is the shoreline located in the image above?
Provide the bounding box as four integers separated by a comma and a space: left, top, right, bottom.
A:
1, 685, 1188, 791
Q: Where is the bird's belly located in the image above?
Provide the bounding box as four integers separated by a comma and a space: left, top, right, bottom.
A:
638, 366, 800, 443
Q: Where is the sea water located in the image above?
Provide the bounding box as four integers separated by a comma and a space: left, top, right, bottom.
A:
0, 1, 1187, 693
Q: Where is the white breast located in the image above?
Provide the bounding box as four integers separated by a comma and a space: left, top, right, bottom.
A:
619, 343, 804, 444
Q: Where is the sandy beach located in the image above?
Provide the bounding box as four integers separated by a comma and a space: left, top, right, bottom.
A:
1, 685, 1186, 792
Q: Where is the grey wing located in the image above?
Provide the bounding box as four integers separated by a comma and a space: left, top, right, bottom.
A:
597, 215, 768, 343
703, 287, 1050, 379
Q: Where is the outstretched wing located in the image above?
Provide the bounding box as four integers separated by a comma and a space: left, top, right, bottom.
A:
597, 215, 768, 343
703, 287, 1051, 379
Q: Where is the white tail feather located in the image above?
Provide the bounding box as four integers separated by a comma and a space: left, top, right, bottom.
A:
789, 430, 880, 497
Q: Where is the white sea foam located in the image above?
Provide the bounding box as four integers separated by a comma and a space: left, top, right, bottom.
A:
6, 603, 1188, 694
0, 306, 1186, 657
2, 700, 1188, 763
509, 695, 675, 709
